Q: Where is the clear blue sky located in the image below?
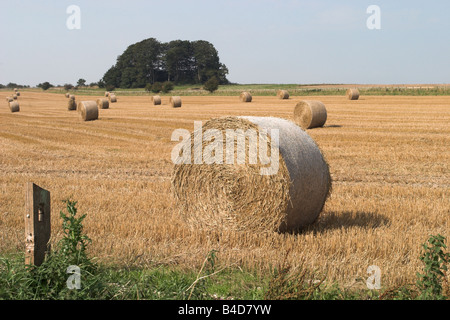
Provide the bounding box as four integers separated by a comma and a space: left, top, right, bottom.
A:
0, 0, 449, 86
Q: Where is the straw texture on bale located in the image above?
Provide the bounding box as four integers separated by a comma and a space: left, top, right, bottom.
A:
151, 95, 161, 105
9, 101, 20, 113
171, 116, 331, 233
346, 88, 360, 100
109, 94, 117, 103
294, 100, 327, 129
67, 99, 77, 111
169, 96, 182, 108
96, 98, 109, 109
77, 101, 98, 121
239, 92, 252, 102
277, 90, 289, 99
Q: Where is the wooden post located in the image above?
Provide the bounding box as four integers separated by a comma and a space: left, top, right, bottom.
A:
25, 182, 51, 266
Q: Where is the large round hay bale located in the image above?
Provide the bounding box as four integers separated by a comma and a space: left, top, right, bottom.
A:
67, 99, 77, 111
109, 94, 117, 103
277, 90, 289, 99
77, 101, 99, 121
239, 91, 252, 102
294, 100, 327, 129
346, 88, 360, 100
96, 98, 109, 109
169, 96, 182, 108
151, 95, 161, 105
65, 93, 70, 98
105, 92, 110, 97
69, 95, 75, 100
15, 92, 20, 97
171, 116, 331, 233
9, 101, 20, 113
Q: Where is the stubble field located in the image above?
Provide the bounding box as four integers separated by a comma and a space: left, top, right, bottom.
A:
0, 91, 448, 289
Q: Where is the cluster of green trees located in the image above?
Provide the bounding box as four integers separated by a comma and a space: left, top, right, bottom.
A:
101, 38, 229, 89
0, 83, 30, 89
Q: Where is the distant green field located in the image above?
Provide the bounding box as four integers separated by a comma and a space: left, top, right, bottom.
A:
4, 84, 450, 96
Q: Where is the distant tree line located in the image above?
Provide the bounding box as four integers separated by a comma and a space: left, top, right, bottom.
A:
101, 38, 229, 89
0, 83, 31, 89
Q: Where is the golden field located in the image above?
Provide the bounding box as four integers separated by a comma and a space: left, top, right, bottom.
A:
0, 91, 449, 289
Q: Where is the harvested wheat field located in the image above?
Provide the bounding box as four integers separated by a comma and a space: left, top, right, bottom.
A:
0, 91, 449, 289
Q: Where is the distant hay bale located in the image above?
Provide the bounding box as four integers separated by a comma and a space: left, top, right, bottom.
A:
346, 88, 360, 100
105, 92, 110, 97
277, 90, 289, 99
67, 99, 77, 111
239, 91, 252, 102
151, 95, 161, 105
15, 92, 20, 97
65, 93, 70, 98
171, 116, 331, 233
9, 101, 20, 113
109, 94, 117, 103
96, 98, 109, 109
12, 95, 18, 100
14, 88, 18, 92
77, 101, 98, 121
69, 95, 75, 100
294, 100, 327, 129
169, 96, 182, 108
6, 97, 13, 102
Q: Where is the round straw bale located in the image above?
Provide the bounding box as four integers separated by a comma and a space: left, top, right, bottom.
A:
65, 93, 70, 98
67, 99, 77, 111
105, 91, 110, 97
277, 90, 289, 99
69, 95, 75, 100
294, 100, 327, 129
171, 116, 331, 233
77, 101, 99, 121
239, 91, 252, 102
96, 98, 109, 109
6, 97, 13, 102
151, 95, 161, 105
346, 88, 360, 100
109, 94, 117, 103
16, 92, 20, 97
9, 101, 20, 113
169, 96, 182, 108
12, 95, 17, 100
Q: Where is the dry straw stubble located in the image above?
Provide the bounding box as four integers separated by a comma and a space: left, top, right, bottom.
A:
294, 100, 327, 129
171, 116, 331, 233
77, 101, 99, 121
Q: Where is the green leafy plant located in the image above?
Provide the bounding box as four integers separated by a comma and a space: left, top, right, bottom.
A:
416, 234, 449, 300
